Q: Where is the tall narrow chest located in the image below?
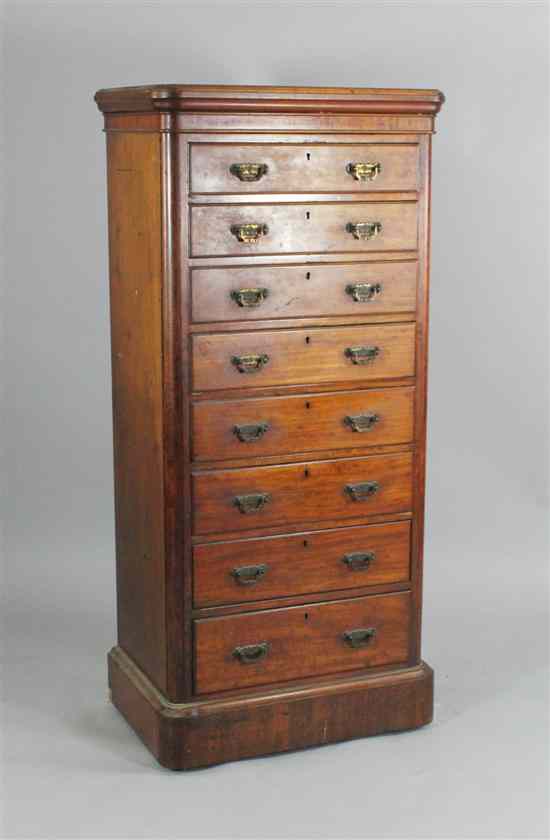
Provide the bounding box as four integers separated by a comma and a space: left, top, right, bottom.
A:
95, 84, 444, 769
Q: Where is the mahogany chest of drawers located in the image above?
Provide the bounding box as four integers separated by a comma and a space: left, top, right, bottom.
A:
95, 84, 444, 769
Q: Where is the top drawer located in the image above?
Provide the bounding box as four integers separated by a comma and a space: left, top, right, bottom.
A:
190, 143, 420, 194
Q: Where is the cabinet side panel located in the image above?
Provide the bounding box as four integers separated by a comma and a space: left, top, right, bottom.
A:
106, 131, 167, 692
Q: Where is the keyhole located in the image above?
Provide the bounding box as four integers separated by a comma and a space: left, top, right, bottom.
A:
304, 468, 310, 478
304, 612, 309, 620
306, 152, 311, 161
306, 211, 310, 220
305, 401, 311, 409
306, 271, 311, 280
303, 539, 309, 548
305, 336, 310, 344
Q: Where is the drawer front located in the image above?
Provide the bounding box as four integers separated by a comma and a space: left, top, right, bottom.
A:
190, 202, 418, 257
194, 591, 411, 693
192, 452, 413, 536
190, 143, 419, 194
194, 521, 411, 607
192, 323, 415, 392
193, 387, 414, 462
192, 260, 417, 323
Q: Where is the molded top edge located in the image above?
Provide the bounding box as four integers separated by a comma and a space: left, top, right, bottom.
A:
94, 84, 445, 115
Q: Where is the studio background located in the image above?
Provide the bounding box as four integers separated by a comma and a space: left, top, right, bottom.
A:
3, 1, 549, 838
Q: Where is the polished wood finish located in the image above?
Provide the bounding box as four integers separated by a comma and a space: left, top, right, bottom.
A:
192, 260, 417, 323
193, 520, 410, 607
192, 386, 414, 461
190, 142, 419, 194
106, 130, 167, 692
96, 84, 442, 769
192, 323, 415, 391
190, 201, 418, 257
108, 646, 434, 770
195, 591, 410, 694
193, 452, 413, 536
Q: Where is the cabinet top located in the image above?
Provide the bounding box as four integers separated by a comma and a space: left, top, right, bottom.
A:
94, 84, 445, 115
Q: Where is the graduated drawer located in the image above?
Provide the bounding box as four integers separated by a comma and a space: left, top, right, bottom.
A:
190, 202, 418, 257
192, 452, 413, 536
194, 591, 411, 693
192, 260, 417, 323
192, 323, 415, 392
192, 387, 414, 462
190, 143, 419, 194
194, 520, 411, 607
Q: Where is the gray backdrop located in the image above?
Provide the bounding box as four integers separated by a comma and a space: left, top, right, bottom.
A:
4, 1, 549, 837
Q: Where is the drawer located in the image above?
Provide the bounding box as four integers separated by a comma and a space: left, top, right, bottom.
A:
192, 387, 414, 462
194, 520, 411, 607
194, 591, 411, 693
192, 323, 415, 392
192, 452, 413, 536
190, 202, 418, 257
192, 260, 417, 323
190, 143, 420, 194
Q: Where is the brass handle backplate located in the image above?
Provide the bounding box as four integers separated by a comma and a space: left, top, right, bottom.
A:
346, 162, 382, 182
231, 353, 269, 374
230, 223, 269, 243
345, 282, 382, 303
233, 492, 271, 514
231, 564, 269, 585
342, 551, 375, 571
233, 642, 270, 663
233, 422, 270, 443
342, 627, 377, 648
346, 221, 382, 240
229, 163, 269, 182
230, 288, 269, 308
344, 346, 380, 365
343, 413, 380, 433
345, 481, 379, 502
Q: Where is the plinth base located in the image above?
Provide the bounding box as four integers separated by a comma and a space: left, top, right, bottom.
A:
108, 646, 433, 770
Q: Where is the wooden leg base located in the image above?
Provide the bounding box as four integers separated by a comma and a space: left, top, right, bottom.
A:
108, 646, 434, 770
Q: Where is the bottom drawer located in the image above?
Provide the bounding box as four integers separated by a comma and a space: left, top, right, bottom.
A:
194, 591, 411, 694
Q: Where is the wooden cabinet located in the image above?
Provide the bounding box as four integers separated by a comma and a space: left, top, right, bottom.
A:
95, 83, 444, 770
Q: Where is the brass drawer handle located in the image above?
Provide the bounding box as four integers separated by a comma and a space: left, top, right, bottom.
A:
231, 563, 269, 585
233, 642, 270, 663
343, 413, 380, 433
342, 627, 377, 648
229, 163, 269, 182
345, 481, 379, 502
231, 353, 269, 374
346, 162, 382, 182
230, 223, 269, 243
345, 221, 382, 240
233, 422, 270, 443
230, 287, 269, 308
233, 492, 271, 514
345, 282, 382, 303
342, 551, 375, 571
344, 345, 380, 365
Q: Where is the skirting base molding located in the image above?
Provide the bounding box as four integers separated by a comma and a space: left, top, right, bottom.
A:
108, 646, 434, 770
